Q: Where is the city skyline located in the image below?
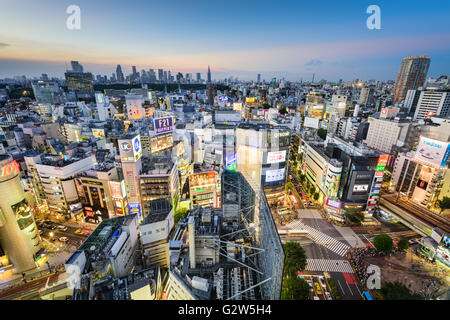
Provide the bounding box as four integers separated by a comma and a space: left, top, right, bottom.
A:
1, 0, 450, 80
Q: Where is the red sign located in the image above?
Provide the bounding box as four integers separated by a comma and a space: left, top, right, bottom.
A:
1, 160, 20, 177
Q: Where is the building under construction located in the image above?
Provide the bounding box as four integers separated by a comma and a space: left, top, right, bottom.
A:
166, 171, 284, 300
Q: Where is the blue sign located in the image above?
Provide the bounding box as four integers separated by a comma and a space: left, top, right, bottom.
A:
153, 116, 174, 136
133, 137, 140, 152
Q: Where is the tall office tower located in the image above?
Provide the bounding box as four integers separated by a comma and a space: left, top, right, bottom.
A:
163, 71, 168, 82
132, 66, 137, 75
257, 73, 261, 84
392, 55, 430, 104
0, 155, 41, 273
207, 65, 211, 83
41, 73, 49, 81
116, 64, 125, 83
158, 69, 164, 82
70, 60, 84, 72
65, 71, 94, 93
31, 80, 60, 104
196, 72, 201, 82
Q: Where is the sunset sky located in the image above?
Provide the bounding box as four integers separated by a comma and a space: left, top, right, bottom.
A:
1, 0, 450, 81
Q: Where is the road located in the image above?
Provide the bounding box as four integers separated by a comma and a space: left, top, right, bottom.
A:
280, 207, 365, 300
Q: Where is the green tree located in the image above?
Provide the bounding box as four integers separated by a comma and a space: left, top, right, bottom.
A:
313, 192, 319, 201
174, 210, 187, 226
436, 196, 450, 213
299, 173, 306, 184
283, 241, 307, 277
286, 182, 293, 192
397, 238, 409, 251
379, 281, 424, 300
344, 208, 364, 225
373, 233, 394, 254
281, 276, 310, 300
317, 128, 327, 140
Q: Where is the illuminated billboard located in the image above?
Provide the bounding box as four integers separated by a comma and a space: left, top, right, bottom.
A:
265, 168, 285, 183
92, 128, 105, 138
109, 181, 126, 200
225, 154, 237, 172
414, 137, 450, 168
189, 172, 216, 194
266, 150, 287, 164
153, 116, 174, 136
119, 135, 142, 162
353, 185, 369, 192
326, 198, 342, 210
150, 134, 174, 153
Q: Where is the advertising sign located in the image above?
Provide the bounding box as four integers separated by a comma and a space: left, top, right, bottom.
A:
414, 137, 450, 168
109, 181, 124, 199
1, 160, 20, 178
153, 116, 174, 136
92, 128, 105, 138
189, 172, 216, 194
225, 153, 237, 172
326, 198, 342, 210
266, 150, 287, 164
265, 168, 285, 182
150, 134, 174, 153
303, 116, 320, 129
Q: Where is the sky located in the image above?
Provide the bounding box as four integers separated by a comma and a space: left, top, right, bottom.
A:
1, 0, 450, 81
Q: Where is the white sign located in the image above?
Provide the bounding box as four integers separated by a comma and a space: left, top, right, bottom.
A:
414, 137, 450, 168
353, 184, 369, 192
265, 168, 285, 182
267, 150, 287, 164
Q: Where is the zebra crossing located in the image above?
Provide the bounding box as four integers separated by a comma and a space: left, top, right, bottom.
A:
286, 220, 351, 257
305, 259, 354, 273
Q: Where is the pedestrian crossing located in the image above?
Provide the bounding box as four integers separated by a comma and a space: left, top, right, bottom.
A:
286, 220, 351, 257
305, 259, 354, 273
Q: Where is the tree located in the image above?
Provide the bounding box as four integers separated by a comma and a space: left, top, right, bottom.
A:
174, 210, 187, 226
379, 281, 423, 300
397, 238, 409, 251
313, 193, 319, 201
283, 241, 307, 277
436, 196, 450, 213
309, 185, 316, 195
344, 208, 364, 225
317, 128, 327, 140
286, 182, 293, 192
281, 276, 310, 300
299, 173, 306, 184
373, 233, 394, 254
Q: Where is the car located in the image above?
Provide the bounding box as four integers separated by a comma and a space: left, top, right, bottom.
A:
314, 282, 322, 295
57, 225, 68, 231
307, 280, 314, 289
313, 296, 320, 300
325, 292, 332, 300
81, 229, 93, 235
59, 237, 69, 242
46, 224, 57, 230
74, 229, 84, 235
318, 276, 326, 288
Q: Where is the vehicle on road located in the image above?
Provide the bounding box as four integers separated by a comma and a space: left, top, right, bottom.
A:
57, 225, 68, 231
313, 296, 320, 300
46, 224, 57, 230
318, 276, 326, 288
314, 282, 322, 295
307, 280, 314, 290
59, 237, 69, 242
325, 292, 332, 300
74, 229, 83, 235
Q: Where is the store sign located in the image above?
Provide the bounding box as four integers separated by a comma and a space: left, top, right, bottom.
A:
267, 150, 287, 164
326, 198, 342, 209
353, 185, 369, 192
120, 142, 132, 152
153, 116, 174, 136
1, 160, 20, 177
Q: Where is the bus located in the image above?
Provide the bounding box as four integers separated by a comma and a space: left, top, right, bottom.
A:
362, 291, 373, 300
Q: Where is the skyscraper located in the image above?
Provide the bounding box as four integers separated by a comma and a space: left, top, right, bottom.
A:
116, 64, 125, 83
70, 60, 84, 72
207, 65, 211, 83
392, 55, 430, 104
257, 73, 261, 84
158, 69, 164, 82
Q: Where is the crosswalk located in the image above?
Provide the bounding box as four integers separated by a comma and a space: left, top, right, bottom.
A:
286, 220, 351, 257
305, 259, 354, 273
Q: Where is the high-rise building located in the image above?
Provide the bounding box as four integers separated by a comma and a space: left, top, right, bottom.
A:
413, 89, 450, 121
70, 60, 84, 72
392, 55, 430, 104
257, 73, 261, 84
196, 72, 201, 82
0, 155, 42, 273
207, 65, 211, 83
31, 80, 61, 104
158, 69, 164, 82
65, 71, 94, 93
116, 64, 125, 83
